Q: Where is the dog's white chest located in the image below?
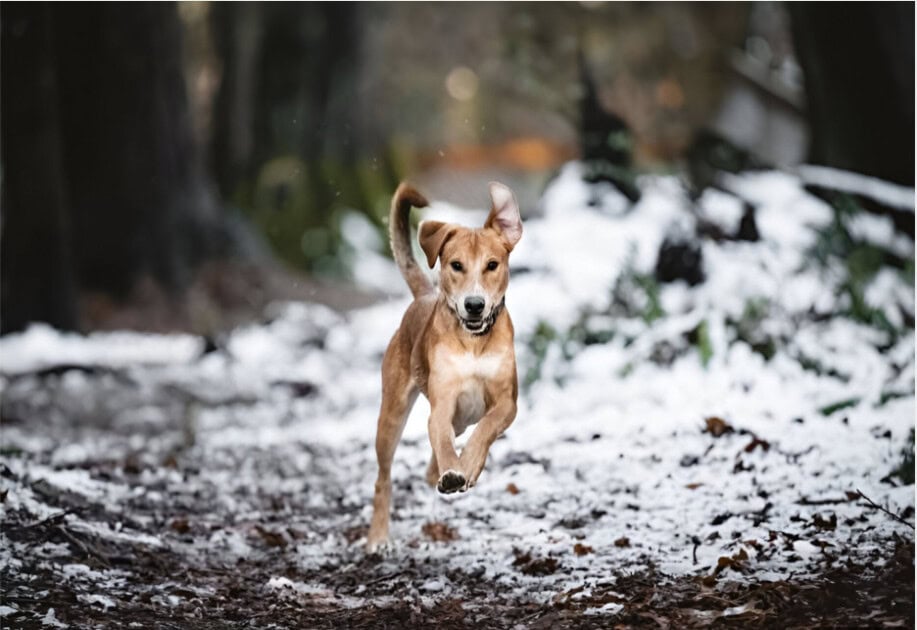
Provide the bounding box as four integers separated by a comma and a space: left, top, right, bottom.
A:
437, 350, 504, 431
442, 351, 504, 380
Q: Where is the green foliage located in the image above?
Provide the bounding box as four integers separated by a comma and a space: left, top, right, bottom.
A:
231, 150, 402, 277
890, 428, 915, 485
818, 397, 860, 416
610, 251, 665, 324
695, 320, 713, 368
728, 298, 776, 361
524, 320, 558, 387
809, 192, 914, 341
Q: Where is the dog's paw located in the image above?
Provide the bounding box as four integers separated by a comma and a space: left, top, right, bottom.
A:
437, 469, 467, 494
365, 536, 391, 555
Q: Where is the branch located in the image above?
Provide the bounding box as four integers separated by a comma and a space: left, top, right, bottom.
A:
855, 488, 915, 530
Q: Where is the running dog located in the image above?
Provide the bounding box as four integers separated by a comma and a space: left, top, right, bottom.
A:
366, 181, 523, 552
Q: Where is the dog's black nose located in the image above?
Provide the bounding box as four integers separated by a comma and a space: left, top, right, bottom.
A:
464, 296, 485, 316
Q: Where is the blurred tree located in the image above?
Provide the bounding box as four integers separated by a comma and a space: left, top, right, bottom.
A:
1, 4, 223, 334
579, 51, 640, 203
210, 3, 395, 274
788, 3, 914, 186
1, 4, 79, 333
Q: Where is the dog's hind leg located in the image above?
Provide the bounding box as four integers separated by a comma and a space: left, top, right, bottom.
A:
367, 380, 418, 552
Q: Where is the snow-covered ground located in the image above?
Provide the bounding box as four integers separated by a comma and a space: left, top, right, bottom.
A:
1, 164, 914, 624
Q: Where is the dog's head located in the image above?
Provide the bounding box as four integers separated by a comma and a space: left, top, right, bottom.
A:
419, 182, 523, 334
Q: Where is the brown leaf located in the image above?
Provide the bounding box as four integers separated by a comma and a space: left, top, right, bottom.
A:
744, 436, 771, 453
506, 482, 520, 495
704, 416, 734, 437
512, 548, 560, 575
685, 483, 704, 490
614, 536, 631, 548
573, 543, 594, 556
811, 513, 837, 531
170, 518, 190, 534
254, 525, 287, 548
716, 556, 733, 570
422, 521, 459, 542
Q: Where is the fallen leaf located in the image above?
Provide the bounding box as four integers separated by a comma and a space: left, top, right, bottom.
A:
422, 521, 459, 542
614, 537, 630, 548
811, 513, 837, 531
744, 436, 771, 453
506, 482, 520, 495
573, 543, 593, 556
254, 525, 287, 548
513, 548, 560, 575
685, 483, 704, 490
704, 416, 734, 437
170, 518, 190, 534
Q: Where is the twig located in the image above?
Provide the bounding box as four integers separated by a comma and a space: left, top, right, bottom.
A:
363, 570, 406, 587
20, 509, 73, 529
796, 496, 853, 506
57, 525, 112, 568
855, 488, 915, 530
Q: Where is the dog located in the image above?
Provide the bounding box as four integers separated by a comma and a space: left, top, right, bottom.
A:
366, 181, 523, 552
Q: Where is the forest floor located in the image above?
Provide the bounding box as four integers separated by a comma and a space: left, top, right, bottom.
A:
2, 165, 914, 628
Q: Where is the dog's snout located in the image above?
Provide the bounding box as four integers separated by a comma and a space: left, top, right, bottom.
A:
464, 296, 485, 317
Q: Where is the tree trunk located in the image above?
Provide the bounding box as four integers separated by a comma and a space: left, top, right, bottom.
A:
1, 4, 79, 333
53, 3, 220, 297
1, 4, 223, 333
789, 3, 914, 186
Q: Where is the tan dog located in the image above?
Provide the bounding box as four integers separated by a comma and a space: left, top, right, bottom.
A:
366, 181, 523, 552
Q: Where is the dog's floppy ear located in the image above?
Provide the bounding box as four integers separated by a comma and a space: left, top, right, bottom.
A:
485, 182, 522, 250
419, 221, 457, 268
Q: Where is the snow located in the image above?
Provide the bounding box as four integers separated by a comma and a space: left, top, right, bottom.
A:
796, 164, 916, 210
41, 608, 67, 628
0, 164, 913, 618
0, 324, 202, 375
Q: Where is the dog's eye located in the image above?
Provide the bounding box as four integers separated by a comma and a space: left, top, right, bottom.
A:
450, 261, 463, 272
486, 260, 499, 271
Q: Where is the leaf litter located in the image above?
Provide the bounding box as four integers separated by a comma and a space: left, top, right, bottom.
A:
0, 166, 913, 626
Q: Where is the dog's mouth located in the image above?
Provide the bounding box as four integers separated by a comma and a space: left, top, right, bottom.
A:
456, 298, 506, 336
461, 318, 486, 333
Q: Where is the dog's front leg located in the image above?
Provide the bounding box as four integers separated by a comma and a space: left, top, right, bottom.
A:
458, 399, 517, 487
427, 394, 465, 493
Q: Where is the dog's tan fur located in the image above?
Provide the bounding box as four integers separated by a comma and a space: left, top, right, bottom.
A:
366, 181, 523, 552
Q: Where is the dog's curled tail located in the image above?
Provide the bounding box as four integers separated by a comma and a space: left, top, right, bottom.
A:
390, 182, 434, 298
